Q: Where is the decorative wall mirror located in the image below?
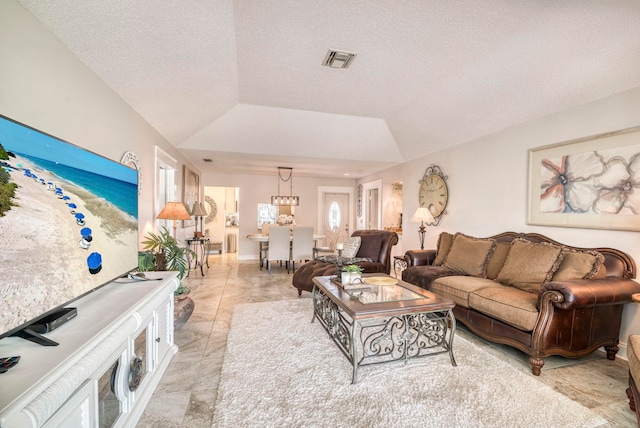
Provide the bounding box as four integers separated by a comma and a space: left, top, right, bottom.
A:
121, 151, 142, 195
204, 195, 217, 224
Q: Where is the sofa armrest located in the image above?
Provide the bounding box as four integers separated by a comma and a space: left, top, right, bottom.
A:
540, 278, 640, 310
404, 250, 436, 267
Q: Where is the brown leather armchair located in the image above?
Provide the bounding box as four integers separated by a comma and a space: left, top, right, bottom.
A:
291, 229, 398, 295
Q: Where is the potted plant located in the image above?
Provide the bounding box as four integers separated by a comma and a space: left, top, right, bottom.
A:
341, 264, 364, 285
138, 227, 196, 329
139, 227, 194, 293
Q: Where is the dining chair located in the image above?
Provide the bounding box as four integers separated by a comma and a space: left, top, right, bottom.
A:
259, 223, 272, 269
314, 226, 341, 257
267, 226, 291, 273
290, 226, 314, 272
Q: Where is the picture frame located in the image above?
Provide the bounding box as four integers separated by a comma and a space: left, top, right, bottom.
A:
182, 165, 200, 228
527, 126, 640, 231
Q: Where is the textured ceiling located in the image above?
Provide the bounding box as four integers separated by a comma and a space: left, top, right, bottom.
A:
17, 0, 640, 178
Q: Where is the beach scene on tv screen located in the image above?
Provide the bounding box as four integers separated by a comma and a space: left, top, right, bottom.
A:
0, 116, 138, 335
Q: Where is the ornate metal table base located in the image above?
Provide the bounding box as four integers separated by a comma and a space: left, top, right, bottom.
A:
186, 238, 210, 276
312, 286, 456, 384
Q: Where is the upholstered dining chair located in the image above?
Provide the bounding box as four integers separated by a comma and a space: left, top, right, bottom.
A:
258, 223, 273, 269
290, 227, 314, 273
314, 225, 344, 257
267, 226, 291, 273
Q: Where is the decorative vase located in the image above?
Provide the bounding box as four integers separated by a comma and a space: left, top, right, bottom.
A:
341, 271, 351, 285
175, 291, 190, 301
341, 272, 362, 285
174, 295, 194, 330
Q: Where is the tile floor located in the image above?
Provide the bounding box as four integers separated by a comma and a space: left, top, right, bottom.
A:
137, 253, 638, 427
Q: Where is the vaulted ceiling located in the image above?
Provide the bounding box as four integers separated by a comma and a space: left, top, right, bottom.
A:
18, 1, 640, 178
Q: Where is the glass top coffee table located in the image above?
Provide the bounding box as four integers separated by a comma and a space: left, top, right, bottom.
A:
311, 274, 457, 384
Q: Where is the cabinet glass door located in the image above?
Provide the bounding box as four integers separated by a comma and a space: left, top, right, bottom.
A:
97, 359, 121, 428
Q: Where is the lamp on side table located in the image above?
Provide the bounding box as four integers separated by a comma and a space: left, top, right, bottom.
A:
411, 207, 435, 250
157, 202, 192, 239
191, 202, 208, 237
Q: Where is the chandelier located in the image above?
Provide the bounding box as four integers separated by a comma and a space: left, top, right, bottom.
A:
271, 167, 299, 206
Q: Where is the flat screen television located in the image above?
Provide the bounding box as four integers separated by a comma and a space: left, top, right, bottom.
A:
0, 114, 139, 345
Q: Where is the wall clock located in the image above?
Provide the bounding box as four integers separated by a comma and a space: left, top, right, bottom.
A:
418, 164, 448, 225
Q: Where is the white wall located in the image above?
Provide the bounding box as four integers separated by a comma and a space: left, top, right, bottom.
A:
201, 172, 354, 259
359, 86, 640, 358
0, 0, 200, 244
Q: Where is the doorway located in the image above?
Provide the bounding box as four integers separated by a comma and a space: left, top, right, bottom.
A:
154, 147, 177, 235
362, 179, 382, 230
204, 186, 239, 253
318, 186, 354, 244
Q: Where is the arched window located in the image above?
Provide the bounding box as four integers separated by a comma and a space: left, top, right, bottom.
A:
328, 200, 341, 230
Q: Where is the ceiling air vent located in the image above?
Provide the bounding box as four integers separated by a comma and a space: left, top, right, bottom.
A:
322, 49, 357, 69
203, 158, 213, 163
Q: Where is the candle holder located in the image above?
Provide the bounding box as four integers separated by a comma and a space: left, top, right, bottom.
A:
337, 249, 343, 282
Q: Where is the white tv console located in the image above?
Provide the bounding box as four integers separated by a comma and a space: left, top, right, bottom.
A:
0, 272, 178, 428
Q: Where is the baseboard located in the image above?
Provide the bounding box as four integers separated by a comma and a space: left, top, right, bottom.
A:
618, 342, 629, 361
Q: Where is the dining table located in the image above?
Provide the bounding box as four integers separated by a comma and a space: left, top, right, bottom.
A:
246, 233, 326, 268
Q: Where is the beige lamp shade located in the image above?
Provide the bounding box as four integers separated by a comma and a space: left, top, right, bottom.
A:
190, 202, 207, 217
157, 202, 192, 221
411, 207, 435, 224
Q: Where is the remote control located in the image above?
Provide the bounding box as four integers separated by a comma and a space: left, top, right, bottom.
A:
0, 356, 20, 374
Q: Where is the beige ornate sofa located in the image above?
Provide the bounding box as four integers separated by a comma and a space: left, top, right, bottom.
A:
402, 231, 640, 376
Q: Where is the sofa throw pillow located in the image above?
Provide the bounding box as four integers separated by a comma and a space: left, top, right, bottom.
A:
591, 263, 607, 279
340, 236, 361, 259
356, 234, 383, 262
443, 233, 496, 277
551, 249, 604, 281
495, 238, 564, 292
433, 232, 455, 266
485, 241, 512, 280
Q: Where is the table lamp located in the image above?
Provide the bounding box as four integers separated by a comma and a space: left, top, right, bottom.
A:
157, 202, 192, 239
411, 207, 435, 250
191, 202, 208, 237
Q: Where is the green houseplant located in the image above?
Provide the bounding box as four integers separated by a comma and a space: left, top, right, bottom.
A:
343, 264, 364, 274
139, 227, 195, 296
341, 264, 364, 285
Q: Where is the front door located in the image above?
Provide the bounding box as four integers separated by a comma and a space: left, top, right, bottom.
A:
322, 192, 350, 246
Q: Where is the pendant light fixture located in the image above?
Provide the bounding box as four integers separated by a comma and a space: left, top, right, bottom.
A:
271, 167, 299, 206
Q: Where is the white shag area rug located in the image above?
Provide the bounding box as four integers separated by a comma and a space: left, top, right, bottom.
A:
213, 299, 606, 428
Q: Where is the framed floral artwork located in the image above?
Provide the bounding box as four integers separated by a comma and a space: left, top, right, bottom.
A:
528, 126, 640, 231
182, 165, 199, 228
